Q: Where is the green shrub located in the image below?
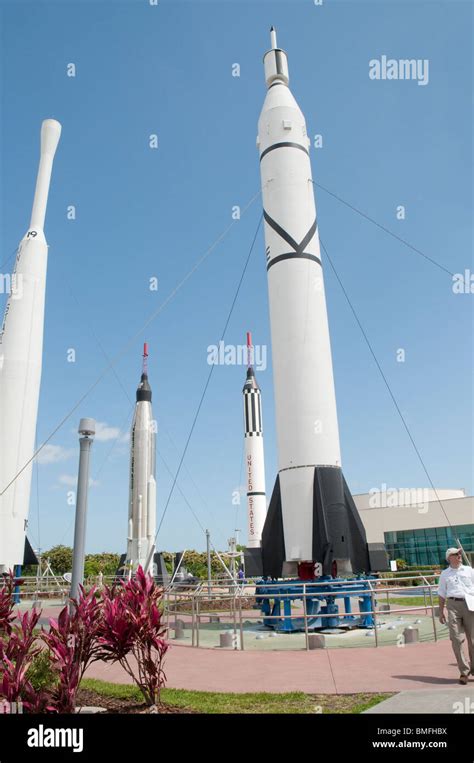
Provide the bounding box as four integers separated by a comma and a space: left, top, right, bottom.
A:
26, 650, 58, 692
83, 552, 121, 577
42, 545, 73, 574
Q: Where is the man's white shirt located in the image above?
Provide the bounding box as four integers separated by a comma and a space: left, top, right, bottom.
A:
438, 564, 474, 599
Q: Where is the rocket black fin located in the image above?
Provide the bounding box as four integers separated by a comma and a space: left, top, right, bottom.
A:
115, 552, 170, 583
312, 466, 389, 574
254, 467, 389, 579
244, 475, 285, 578
23, 536, 38, 566
261, 475, 285, 578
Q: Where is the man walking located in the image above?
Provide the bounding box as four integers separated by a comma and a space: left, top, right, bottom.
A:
438, 548, 474, 684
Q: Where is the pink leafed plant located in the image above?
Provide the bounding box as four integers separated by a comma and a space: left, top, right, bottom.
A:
0, 607, 55, 713
0, 571, 55, 712
97, 566, 169, 707
1, 567, 169, 713
41, 586, 104, 713
0, 571, 17, 636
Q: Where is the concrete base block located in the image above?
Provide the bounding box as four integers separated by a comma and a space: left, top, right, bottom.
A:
220, 632, 233, 648
173, 626, 184, 639
308, 634, 326, 649
379, 604, 391, 612
403, 627, 419, 644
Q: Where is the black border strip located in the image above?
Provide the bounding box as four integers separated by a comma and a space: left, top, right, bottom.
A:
259, 141, 309, 162
263, 210, 299, 252
267, 252, 322, 271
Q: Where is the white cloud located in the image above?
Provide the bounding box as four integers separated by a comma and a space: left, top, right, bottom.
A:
58, 474, 76, 486
69, 421, 129, 444
58, 474, 99, 488
94, 421, 122, 442
35, 445, 74, 465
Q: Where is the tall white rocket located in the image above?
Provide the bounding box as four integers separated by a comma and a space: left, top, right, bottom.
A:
257, 30, 371, 578
126, 343, 157, 573
0, 119, 61, 574
242, 332, 266, 547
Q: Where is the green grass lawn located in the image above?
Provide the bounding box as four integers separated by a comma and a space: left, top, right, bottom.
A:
80, 678, 390, 714
387, 597, 438, 607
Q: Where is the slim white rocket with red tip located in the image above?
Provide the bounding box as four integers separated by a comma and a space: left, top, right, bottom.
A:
126, 343, 157, 573
0, 119, 61, 573
242, 332, 267, 548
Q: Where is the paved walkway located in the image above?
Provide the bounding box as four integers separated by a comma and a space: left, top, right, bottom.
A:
364, 687, 474, 714
26, 602, 472, 698
85, 639, 472, 695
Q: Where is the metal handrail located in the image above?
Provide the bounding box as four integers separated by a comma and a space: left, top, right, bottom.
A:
160, 573, 447, 650
163, 599, 442, 620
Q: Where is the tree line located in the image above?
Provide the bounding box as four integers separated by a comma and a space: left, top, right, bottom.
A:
23, 545, 237, 579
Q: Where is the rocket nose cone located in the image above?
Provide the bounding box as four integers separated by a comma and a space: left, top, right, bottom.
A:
136, 372, 152, 402
40, 119, 62, 157
243, 366, 259, 391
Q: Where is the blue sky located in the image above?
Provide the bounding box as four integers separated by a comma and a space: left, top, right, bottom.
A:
0, 0, 472, 556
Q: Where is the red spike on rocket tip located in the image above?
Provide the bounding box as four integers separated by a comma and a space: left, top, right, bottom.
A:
246, 331, 252, 368
142, 342, 148, 374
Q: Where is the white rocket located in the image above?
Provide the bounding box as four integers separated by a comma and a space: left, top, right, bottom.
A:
255, 30, 371, 578
125, 343, 157, 573
242, 332, 266, 548
0, 119, 61, 574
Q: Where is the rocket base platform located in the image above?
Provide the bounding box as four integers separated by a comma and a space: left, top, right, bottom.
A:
255, 575, 377, 632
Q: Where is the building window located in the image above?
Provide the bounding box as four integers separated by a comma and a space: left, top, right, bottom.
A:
384, 524, 474, 566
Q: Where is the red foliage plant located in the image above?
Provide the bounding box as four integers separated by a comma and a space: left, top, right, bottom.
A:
0, 576, 54, 713
0, 571, 16, 636
97, 566, 169, 707
41, 586, 104, 713
0, 567, 169, 713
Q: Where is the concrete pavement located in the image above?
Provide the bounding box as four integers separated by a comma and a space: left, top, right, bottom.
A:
364, 687, 474, 714
85, 639, 472, 695
24, 601, 474, 708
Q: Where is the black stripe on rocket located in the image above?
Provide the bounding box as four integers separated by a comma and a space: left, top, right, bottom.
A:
264, 210, 320, 271
259, 142, 309, 162
243, 389, 263, 435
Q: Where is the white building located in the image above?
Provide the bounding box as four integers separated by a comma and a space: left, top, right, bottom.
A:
353, 488, 474, 566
